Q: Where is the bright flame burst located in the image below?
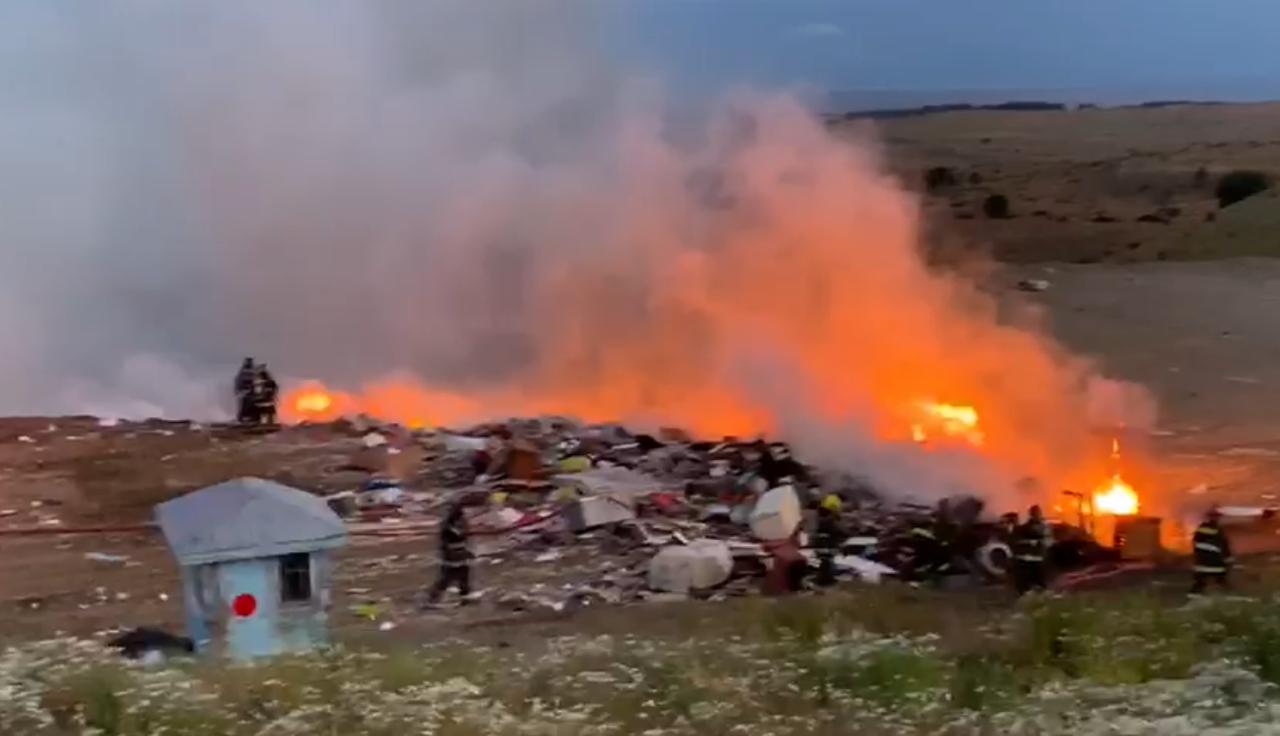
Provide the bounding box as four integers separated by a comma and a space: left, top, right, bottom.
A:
1092, 438, 1140, 515
294, 390, 334, 415
911, 401, 985, 447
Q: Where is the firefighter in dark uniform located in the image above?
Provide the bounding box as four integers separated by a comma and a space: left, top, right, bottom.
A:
905, 513, 944, 584
234, 358, 256, 424
426, 502, 472, 605
813, 494, 846, 586
254, 365, 279, 426
1011, 504, 1049, 594
1191, 507, 1232, 593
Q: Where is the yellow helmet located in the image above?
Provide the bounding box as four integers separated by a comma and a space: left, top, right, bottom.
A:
489, 491, 509, 507
821, 494, 842, 512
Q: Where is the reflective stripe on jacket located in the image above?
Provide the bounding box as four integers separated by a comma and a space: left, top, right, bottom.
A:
1011, 520, 1048, 563
1192, 523, 1232, 571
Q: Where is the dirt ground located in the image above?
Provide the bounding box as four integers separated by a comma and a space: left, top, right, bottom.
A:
7, 103, 1280, 647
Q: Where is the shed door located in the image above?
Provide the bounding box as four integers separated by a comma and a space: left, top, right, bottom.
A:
218, 559, 279, 658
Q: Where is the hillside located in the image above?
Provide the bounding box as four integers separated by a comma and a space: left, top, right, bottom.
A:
837, 101, 1280, 262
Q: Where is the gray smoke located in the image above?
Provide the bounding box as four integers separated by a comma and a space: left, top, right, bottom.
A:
0, 1, 628, 418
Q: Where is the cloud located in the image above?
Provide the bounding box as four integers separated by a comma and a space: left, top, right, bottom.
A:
787, 21, 845, 40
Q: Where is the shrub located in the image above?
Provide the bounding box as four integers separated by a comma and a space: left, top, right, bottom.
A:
1216, 169, 1271, 208
982, 193, 1011, 219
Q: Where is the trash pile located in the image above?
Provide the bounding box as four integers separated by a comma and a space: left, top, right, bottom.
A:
316, 415, 1079, 614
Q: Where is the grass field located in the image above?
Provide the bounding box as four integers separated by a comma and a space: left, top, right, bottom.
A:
7, 587, 1280, 735
853, 102, 1280, 263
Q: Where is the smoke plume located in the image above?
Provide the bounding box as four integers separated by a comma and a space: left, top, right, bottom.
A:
0, 2, 1153, 502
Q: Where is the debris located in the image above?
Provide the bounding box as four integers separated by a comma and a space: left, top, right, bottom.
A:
648, 539, 733, 593
108, 627, 194, 660
17, 435, 35, 444
557, 455, 592, 473
750, 485, 801, 541
84, 552, 130, 564
356, 477, 405, 508
473, 505, 524, 531
832, 555, 897, 583
1016, 278, 1051, 292
567, 495, 637, 531
351, 601, 385, 620
534, 550, 564, 563
325, 492, 358, 518
362, 432, 388, 448
974, 541, 1011, 580
440, 433, 487, 452
378, 621, 397, 632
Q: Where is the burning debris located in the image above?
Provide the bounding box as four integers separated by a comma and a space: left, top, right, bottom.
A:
281, 407, 1176, 623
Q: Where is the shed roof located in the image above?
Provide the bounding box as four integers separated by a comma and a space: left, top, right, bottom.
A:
155, 477, 347, 566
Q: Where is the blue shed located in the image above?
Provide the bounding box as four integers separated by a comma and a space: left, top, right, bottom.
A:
155, 477, 347, 659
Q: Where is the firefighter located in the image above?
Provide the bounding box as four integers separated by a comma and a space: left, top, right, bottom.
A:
254, 365, 279, 426
426, 501, 472, 606
813, 494, 846, 586
1191, 507, 1233, 594
998, 512, 1019, 541
234, 358, 256, 424
905, 513, 943, 584
1011, 504, 1049, 595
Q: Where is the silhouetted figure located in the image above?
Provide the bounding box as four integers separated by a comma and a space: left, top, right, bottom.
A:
234, 358, 256, 424
254, 365, 279, 426
1191, 507, 1233, 594
1011, 505, 1049, 594
426, 502, 472, 605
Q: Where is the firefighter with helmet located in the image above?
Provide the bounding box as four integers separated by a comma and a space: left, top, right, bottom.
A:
905, 512, 944, 585
813, 493, 846, 586
1191, 506, 1233, 593
1010, 504, 1049, 594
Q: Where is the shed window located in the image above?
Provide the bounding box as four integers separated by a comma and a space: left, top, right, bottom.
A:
279, 553, 312, 603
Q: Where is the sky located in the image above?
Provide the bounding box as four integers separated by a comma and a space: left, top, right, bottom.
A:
606, 0, 1280, 105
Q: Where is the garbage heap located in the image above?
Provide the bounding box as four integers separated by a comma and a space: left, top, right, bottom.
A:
323, 416, 1090, 611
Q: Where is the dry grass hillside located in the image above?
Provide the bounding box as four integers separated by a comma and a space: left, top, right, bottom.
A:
836, 102, 1280, 262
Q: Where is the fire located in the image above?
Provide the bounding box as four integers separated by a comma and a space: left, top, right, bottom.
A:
1093, 474, 1139, 515
911, 401, 984, 447
294, 390, 334, 415
285, 381, 348, 423
1092, 438, 1140, 515
251, 98, 1156, 510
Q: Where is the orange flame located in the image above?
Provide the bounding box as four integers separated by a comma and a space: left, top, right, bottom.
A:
911, 401, 984, 447
1092, 438, 1140, 515
264, 101, 1155, 509
294, 389, 334, 415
